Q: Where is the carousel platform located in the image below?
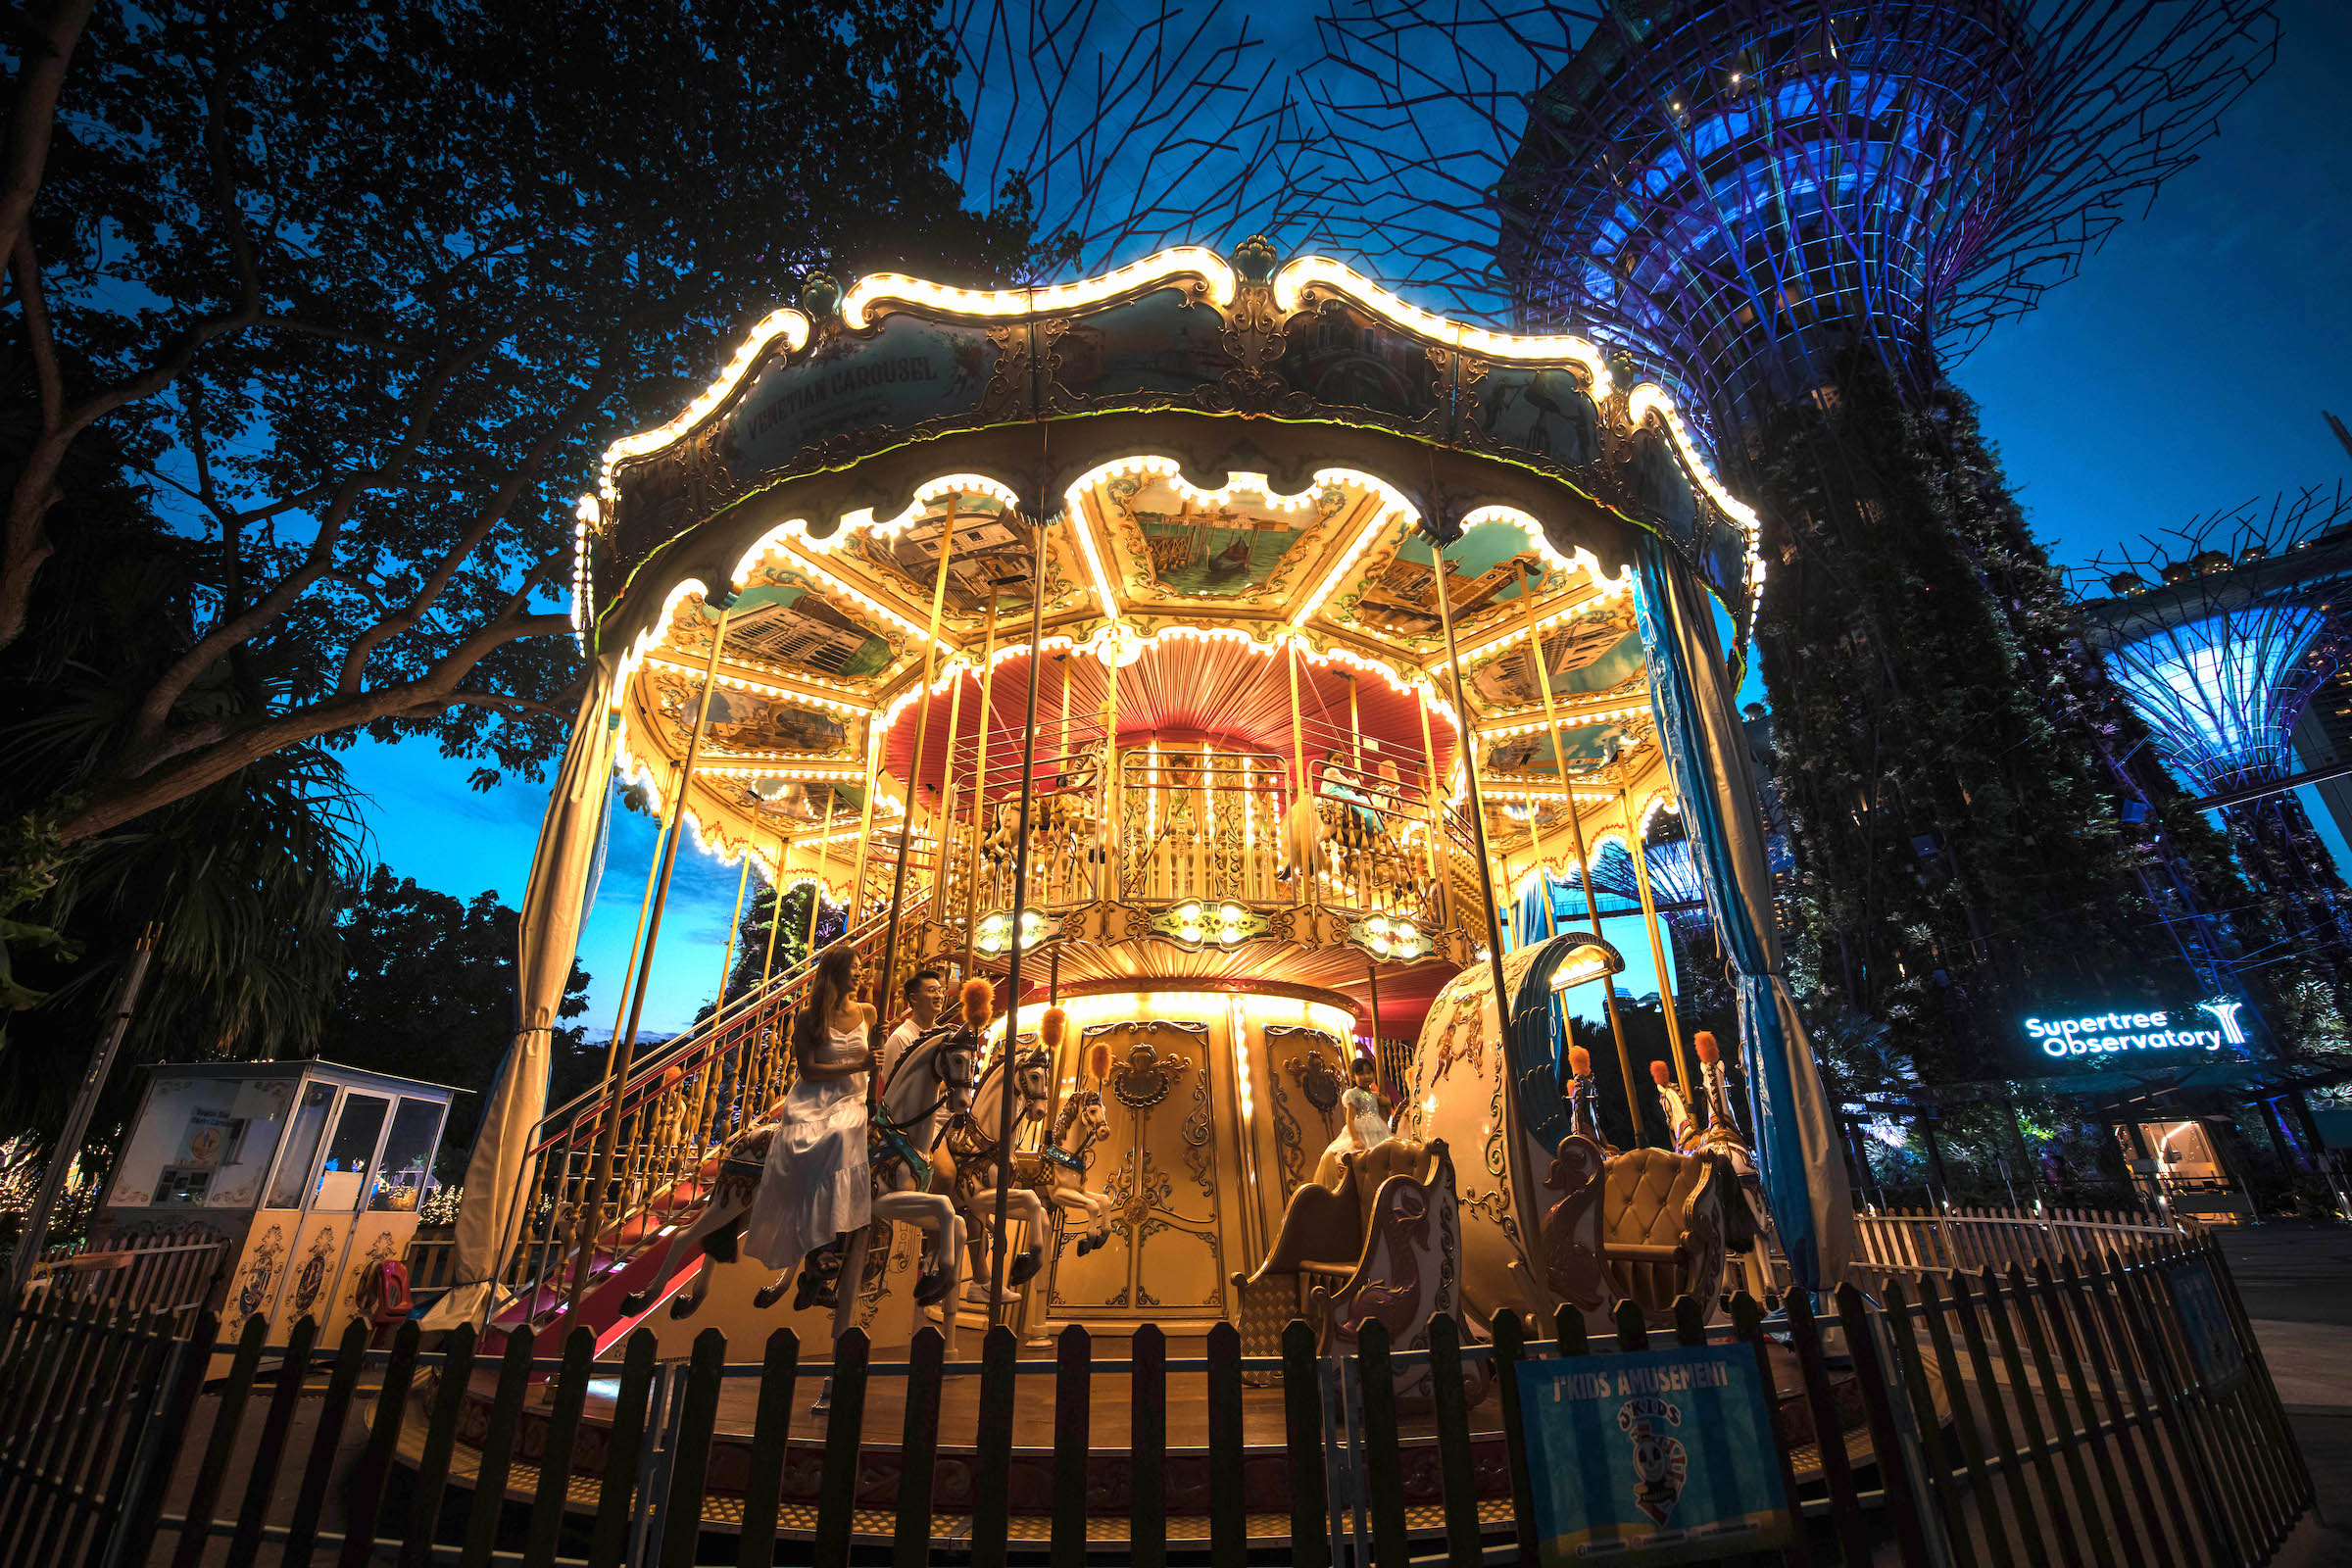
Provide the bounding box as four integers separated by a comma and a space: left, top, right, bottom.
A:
425, 1325, 1876, 1545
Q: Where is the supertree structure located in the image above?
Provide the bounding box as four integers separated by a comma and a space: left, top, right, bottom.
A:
2078, 487, 2352, 1030
1304, 0, 2278, 1073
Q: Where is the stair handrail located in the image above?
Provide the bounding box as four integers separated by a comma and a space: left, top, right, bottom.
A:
527, 892, 917, 1158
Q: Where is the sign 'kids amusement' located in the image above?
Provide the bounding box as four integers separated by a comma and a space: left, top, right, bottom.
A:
1517, 1342, 1797, 1565
2024, 999, 2249, 1059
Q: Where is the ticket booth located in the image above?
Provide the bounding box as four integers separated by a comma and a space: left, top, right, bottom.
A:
93, 1060, 456, 1340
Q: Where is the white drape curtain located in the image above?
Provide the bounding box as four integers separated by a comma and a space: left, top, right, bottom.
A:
421, 666, 616, 1328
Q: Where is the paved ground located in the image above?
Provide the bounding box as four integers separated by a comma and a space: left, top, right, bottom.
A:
2221, 1222, 2352, 1566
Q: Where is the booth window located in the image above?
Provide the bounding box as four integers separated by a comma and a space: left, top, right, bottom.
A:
311, 1094, 391, 1211
107, 1076, 294, 1210
264, 1083, 338, 1209
369, 1098, 447, 1211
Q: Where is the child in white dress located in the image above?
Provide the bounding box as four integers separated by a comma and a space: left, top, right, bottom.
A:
1314, 1053, 1395, 1187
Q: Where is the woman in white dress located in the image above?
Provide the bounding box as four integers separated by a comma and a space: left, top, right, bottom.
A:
744, 943, 877, 1297
1314, 1053, 1396, 1187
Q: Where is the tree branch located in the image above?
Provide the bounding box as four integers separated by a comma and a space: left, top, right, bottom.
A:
129, 339, 489, 744
0, 23, 278, 651
333, 363, 612, 694
0, 0, 97, 272
65, 610, 574, 842
12, 237, 62, 432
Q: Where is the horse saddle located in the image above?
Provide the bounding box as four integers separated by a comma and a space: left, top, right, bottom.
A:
869, 1115, 931, 1188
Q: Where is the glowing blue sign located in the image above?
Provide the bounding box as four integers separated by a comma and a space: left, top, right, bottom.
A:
2024, 999, 2247, 1058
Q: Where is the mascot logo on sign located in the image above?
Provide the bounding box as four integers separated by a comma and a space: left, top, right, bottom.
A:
1617, 1395, 1689, 1528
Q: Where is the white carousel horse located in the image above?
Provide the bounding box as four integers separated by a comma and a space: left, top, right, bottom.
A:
948, 1016, 1117, 1304
624, 1008, 976, 1348
944, 1042, 1055, 1303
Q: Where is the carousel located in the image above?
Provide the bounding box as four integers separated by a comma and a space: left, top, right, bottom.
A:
429, 240, 1855, 1536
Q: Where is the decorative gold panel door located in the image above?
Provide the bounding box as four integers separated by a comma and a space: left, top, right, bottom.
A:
1046, 1018, 1228, 1318
1260, 1024, 1351, 1203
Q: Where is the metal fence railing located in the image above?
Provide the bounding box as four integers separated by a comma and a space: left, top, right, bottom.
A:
0, 1226, 2311, 1566
1852, 1205, 2186, 1284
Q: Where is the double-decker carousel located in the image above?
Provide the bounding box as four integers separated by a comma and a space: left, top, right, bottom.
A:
435, 241, 1858, 1540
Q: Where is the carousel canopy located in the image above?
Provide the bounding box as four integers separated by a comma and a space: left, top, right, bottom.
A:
576, 243, 1762, 893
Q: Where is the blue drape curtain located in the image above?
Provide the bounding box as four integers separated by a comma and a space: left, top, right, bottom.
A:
1631, 535, 1852, 1291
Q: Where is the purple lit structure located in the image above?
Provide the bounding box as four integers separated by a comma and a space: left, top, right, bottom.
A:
2078, 489, 2352, 988
1309, 0, 2276, 432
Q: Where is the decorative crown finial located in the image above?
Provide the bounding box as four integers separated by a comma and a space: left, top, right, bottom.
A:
799, 271, 841, 319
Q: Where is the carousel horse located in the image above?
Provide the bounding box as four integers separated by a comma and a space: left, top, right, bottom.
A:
623, 991, 979, 1337
980, 752, 1107, 870
945, 1011, 1119, 1300
943, 1036, 1056, 1302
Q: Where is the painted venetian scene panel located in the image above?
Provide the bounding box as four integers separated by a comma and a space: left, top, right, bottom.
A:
1098, 469, 1348, 601
1335, 514, 1590, 648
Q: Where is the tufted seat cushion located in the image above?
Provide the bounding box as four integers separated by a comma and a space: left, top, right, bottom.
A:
1600, 1147, 1722, 1312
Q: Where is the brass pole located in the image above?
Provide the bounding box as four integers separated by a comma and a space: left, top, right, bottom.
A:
929, 666, 968, 913
567, 602, 732, 1315
713, 851, 753, 1010
757, 831, 787, 993
990, 512, 1051, 1321
1519, 564, 1642, 1136
878, 514, 961, 1022
600, 760, 680, 1083
1286, 636, 1311, 907
754, 828, 790, 1110
848, 717, 879, 934
961, 591, 1004, 977
1414, 686, 1448, 927
1100, 633, 1123, 896
1427, 538, 1513, 1075
805, 787, 835, 962
1428, 521, 1543, 1307
1511, 563, 1561, 939
1622, 790, 1691, 1101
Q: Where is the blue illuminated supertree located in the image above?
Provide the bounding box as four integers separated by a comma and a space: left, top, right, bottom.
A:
2079, 488, 2352, 996
1304, 1, 2280, 1071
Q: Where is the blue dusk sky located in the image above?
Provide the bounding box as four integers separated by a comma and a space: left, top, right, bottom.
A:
339, 0, 2352, 1038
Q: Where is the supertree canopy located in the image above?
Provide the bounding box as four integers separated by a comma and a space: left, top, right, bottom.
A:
1308, 0, 2277, 424
2079, 488, 2352, 1023
1301, 0, 2280, 1073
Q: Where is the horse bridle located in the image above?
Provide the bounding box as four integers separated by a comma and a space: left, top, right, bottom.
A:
873, 1023, 978, 1168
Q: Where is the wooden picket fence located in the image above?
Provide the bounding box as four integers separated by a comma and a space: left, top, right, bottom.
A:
0, 1230, 2310, 1566
24, 1226, 228, 1326
1851, 1204, 2183, 1284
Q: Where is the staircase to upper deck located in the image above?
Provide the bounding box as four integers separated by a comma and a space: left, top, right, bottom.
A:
482, 895, 923, 1351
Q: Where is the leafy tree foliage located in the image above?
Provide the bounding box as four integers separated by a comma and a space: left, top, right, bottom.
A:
0, 0, 1046, 852
1743, 355, 2327, 1079
319, 864, 594, 1177
1, 382, 367, 1149
712, 879, 847, 1016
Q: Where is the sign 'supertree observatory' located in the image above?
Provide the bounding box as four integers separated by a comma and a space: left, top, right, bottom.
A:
1307, 0, 2278, 1069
